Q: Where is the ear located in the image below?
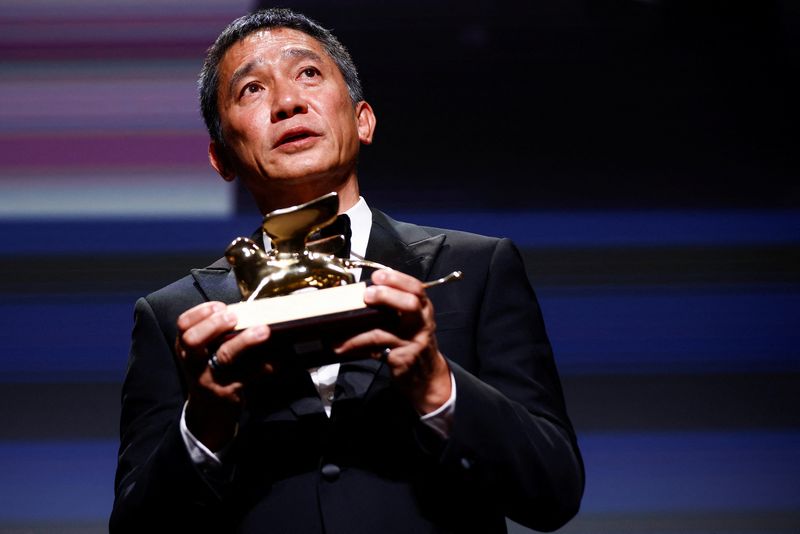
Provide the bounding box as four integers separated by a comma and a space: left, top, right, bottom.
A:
355, 101, 376, 145
208, 141, 236, 182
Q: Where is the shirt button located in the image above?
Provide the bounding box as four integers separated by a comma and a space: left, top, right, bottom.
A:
321, 463, 341, 481
326, 392, 335, 402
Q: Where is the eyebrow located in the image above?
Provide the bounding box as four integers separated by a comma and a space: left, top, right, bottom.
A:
226, 47, 325, 98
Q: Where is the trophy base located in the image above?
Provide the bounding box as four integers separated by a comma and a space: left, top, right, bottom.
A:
256, 305, 397, 369
216, 283, 399, 376
228, 282, 372, 330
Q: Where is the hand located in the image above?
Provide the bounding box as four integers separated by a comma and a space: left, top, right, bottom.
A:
175, 301, 273, 449
334, 269, 452, 414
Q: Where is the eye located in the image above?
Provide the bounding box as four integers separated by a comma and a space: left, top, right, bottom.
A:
300, 67, 320, 78
241, 82, 263, 97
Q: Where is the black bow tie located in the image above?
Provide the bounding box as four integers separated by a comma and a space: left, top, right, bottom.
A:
308, 214, 352, 258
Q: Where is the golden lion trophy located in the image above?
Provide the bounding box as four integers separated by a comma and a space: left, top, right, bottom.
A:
217, 192, 460, 373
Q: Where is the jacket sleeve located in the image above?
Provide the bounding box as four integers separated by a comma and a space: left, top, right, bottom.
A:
438, 238, 585, 532
110, 295, 227, 532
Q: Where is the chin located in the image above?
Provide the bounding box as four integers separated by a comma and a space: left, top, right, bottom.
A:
274, 161, 349, 184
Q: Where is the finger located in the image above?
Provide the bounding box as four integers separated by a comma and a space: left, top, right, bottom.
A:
379, 344, 422, 376
371, 269, 425, 296
181, 309, 239, 351
367, 343, 433, 383
333, 328, 403, 357
363, 284, 423, 313
177, 301, 227, 332
197, 371, 245, 399
213, 324, 271, 366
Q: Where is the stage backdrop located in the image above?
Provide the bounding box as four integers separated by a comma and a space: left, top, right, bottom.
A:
1, 0, 798, 532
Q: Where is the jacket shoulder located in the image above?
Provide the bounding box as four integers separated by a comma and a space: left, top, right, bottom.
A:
140, 266, 217, 324
372, 209, 504, 251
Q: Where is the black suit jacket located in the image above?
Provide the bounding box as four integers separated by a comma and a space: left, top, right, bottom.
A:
110, 209, 584, 533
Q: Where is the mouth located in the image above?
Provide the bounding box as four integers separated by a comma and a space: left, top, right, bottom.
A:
274, 127, 320, 148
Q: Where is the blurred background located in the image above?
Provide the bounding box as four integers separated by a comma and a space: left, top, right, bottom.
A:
1, 0, 798, 532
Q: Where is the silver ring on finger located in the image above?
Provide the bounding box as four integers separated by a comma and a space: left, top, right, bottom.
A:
207, 352, 236, 383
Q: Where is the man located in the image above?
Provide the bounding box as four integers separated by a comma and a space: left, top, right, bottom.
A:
110, 8, 583, 533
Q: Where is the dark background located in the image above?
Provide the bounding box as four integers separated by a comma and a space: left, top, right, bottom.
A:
0, 1, 798, 532
241, 0, 800, 211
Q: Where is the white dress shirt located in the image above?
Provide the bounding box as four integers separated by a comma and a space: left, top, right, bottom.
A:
180, 196, 455, 467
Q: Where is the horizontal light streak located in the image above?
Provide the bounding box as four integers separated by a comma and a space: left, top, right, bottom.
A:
0, 0, 250, 21
0, 431, 797, 521
0, 80, 202, 133
0, 168, 233, 218
1, 287, 797, 382
1, 210, 798, 249
0, 131, 209, 168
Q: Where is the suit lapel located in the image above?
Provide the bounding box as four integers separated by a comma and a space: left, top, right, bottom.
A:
190, 228, 264, 304
190, 260, 242, 305
365, 209, 446, 280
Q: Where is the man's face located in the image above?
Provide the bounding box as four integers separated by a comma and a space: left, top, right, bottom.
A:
211, 28, 374, 191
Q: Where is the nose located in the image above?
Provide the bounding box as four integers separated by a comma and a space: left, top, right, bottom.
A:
271, 79, 307, 122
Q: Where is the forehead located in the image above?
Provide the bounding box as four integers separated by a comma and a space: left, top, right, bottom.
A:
220, 27, 330, 76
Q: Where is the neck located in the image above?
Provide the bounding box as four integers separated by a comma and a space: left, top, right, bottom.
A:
252, 174, 360, 215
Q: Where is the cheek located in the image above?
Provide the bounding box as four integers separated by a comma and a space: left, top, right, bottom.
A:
333, 112, 359, 152
227, 106, 267, 139
234, 126, 269, 159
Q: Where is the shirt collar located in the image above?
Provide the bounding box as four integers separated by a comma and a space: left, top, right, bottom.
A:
343, 196, 371, 259
261, 195, 372, 259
